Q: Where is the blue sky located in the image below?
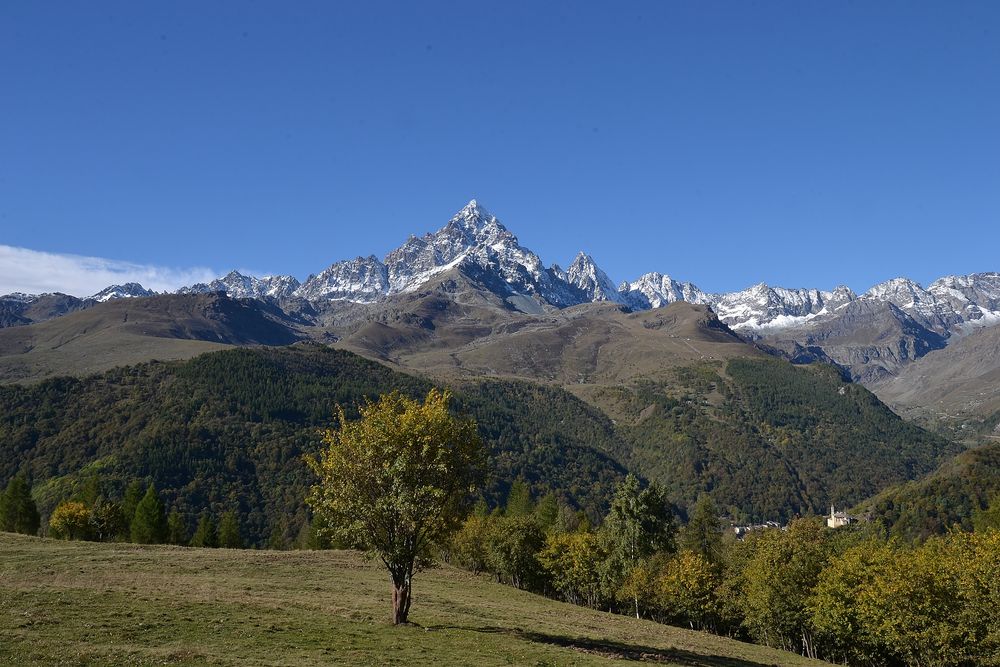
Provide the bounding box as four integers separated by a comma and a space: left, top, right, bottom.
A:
2, 2, 998, 296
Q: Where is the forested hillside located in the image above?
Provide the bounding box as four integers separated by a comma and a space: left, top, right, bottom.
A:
860, 440, 1000, 540
0, 344, 628, 544
0, 342, 959, 543
609, 358, 958, 522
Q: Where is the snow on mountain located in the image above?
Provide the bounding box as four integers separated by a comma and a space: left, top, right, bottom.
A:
294, 256, 388, 302
709, 284, 833, 329
0, 292, 41, 304
381, 199, 544, 296
179, 270, 300, 301
294, 200, 582, 307
162, 201, 998, 340
861, 277, 964, 332
621, 272, 710, 310
927, 273, 1000, 329
88, 283, 155, 302
565, 252, 626, 304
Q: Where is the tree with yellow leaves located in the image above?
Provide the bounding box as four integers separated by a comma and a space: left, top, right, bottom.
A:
306, 389, 485, 625
49, 500, 92, 540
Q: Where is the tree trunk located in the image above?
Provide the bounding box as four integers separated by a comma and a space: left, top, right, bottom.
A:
392, 577, 411, 625
634, 594, 640, 619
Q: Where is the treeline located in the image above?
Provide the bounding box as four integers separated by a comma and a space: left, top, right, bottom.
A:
2, 470, 332, 551
447, 477, 1000, 667
34, 475, 250, 548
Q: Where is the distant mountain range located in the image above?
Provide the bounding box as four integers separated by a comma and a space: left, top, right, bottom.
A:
3, 200, 999, 418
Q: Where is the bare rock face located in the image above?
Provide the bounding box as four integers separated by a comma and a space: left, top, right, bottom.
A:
566, 252, 626, 304
762, 300, 947, 382
295, 256, 388, 303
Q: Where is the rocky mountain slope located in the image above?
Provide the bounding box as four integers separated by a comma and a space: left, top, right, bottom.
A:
871, 323, 1000, 422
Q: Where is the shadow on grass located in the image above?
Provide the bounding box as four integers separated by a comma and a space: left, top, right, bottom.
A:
422, 624, 783, 666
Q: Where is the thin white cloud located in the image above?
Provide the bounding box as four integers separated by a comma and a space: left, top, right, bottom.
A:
0, 245, 219, 298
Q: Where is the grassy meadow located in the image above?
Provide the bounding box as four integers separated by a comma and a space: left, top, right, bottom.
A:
0, 533, 828, 666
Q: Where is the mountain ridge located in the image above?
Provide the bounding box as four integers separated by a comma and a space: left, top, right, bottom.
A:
4, 200, 999, 414
8, 201, 998, 336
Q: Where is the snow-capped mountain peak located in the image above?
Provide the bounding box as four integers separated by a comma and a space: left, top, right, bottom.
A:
162, 201, 999, 340
622, 272, 710, 310
0, 292, 43, 304
179, 270, 300, 301
88, 283, 155, 302
565, 252, 625, 303
293, 200, 580, 306
863, 277, 930, 305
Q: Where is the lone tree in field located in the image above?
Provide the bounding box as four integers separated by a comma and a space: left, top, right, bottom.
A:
306, 389, 485, 625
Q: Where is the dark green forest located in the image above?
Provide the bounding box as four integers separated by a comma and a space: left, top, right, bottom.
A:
862, 441, 1000, 541
0, 345, 962, 544
0, 344, 628, 544
619, 358, 958, 522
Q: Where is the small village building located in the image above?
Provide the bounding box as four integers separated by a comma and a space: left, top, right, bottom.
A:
826, 505, 854, 528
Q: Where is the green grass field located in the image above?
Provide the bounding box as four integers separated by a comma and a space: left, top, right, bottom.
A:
0, 533, 827, 666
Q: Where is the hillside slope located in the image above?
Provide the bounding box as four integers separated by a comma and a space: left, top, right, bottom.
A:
0, 344, 955, 537
871, 323, 1000, 424
858, 441, 1000, 540
0, 293, 303, 383
0, 533, 829, 667
600, 357, 957, 521
331, 271, 759, 385
0, 345, 629, 541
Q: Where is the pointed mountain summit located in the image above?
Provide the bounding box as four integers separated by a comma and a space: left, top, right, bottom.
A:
565, 252, 625, 304
294, 199, 583, 308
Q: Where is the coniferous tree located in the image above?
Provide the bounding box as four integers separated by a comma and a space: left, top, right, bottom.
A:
218, 510, 243, 549
601, 474, 676, 618
0, 476, 40, 536
505, 479, 535, 516
190, 513, 217, 548
680, 494, 724, 565
472, 497, 490, 518
120, 480, 145, 537
166, 510, 188, 545
555, 501, 582, 534
130, 484, 167, 544
77, 475, 101, 507
535, 492, 559, 531
265, 515, 290, 550
267, 524, 287, 550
